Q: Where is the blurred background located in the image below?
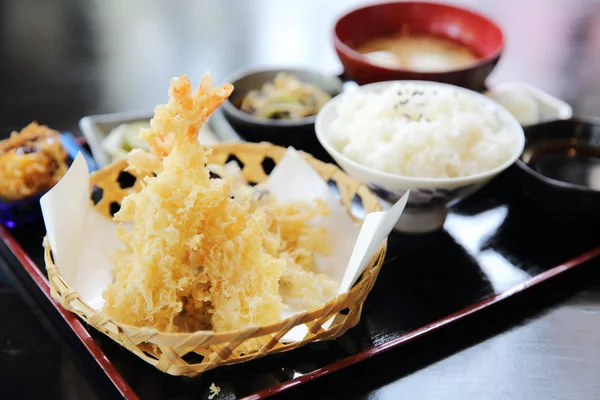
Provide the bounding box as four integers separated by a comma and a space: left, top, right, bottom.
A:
0, 0, 599, 136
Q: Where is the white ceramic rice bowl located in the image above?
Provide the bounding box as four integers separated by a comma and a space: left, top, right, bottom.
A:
315, 81, 525, 233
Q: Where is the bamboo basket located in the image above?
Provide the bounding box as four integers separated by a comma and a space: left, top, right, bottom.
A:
44, 142, 386, 377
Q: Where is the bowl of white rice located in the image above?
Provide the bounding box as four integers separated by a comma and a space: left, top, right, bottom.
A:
315, 80, 525, 233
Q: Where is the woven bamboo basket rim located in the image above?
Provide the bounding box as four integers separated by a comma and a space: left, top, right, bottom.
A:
44, 240, 386, 347
44, 141, 387, 375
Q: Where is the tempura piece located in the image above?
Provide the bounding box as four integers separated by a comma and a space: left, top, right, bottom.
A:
102, 74, 285, 332
279, 264, 339, 311
223, 174, 338, 311
264, 198, 338, 310
0, 123, 67, 201
265, 200, 330, 269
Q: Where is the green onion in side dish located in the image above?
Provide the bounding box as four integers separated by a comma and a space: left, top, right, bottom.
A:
240, 73, 331, 121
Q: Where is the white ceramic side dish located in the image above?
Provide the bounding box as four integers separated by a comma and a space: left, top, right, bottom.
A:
79, 109, 241, 168
485, 82, 573, 126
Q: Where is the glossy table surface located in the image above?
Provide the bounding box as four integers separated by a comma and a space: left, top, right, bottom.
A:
2, 0, 600, 399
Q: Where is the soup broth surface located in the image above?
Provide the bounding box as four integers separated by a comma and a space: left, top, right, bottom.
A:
355, 34, 478, 72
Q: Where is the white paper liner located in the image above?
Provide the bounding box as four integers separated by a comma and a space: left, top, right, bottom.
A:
41, 149, 407, 343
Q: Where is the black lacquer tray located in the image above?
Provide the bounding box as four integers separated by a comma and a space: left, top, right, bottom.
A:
2, 164, 600, 400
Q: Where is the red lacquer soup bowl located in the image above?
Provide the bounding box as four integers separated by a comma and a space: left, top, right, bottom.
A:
333, 1, 504, 90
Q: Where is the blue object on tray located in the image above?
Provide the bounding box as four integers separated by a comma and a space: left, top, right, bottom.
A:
0, 132, 98, 229
0, 191, 47, 229
59, 132, 99, 172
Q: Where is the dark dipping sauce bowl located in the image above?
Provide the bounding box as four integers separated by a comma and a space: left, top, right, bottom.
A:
515, 118, 600, 224
333, 1, 504, 90
221, 68, 343, 162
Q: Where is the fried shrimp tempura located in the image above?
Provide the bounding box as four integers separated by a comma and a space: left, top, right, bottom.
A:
102, 73, 285, 332
102, 73, 339, 343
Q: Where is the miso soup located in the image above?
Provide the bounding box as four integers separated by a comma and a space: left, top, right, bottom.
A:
355, 34, 478, 72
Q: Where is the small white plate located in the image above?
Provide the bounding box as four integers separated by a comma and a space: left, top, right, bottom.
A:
79, 108, 241, 168
486, 82, 573, 126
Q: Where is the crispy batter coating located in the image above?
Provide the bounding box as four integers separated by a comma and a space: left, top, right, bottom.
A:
223, 172, 338, 312
102, 73, 338, 339
264, 200, 338, 311
0, 122, 67, 201
102, 74, 286, 332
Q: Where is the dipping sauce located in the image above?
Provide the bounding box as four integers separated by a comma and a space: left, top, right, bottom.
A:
355, 34, 478, 72
523, 140, 600, 190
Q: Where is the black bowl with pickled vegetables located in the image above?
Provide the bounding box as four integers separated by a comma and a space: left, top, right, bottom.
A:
221, 67, 343, 161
